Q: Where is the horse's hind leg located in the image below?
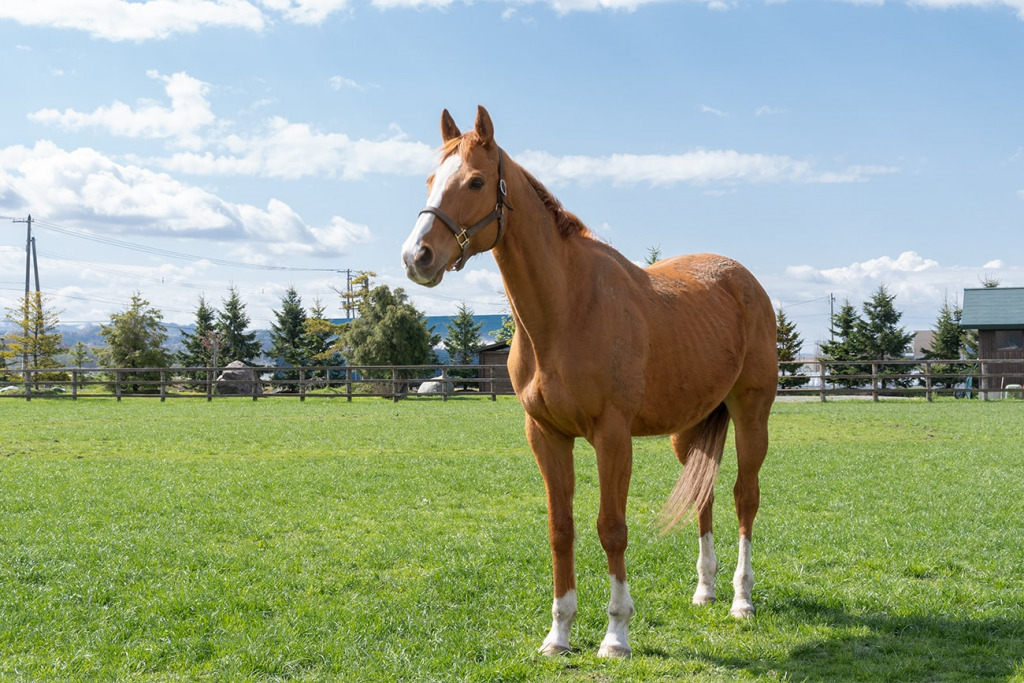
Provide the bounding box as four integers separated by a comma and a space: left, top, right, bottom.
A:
725, 390, 771, 618
670, 430, 718, 606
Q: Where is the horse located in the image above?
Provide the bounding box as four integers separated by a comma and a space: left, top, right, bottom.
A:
401, 106, 777, 658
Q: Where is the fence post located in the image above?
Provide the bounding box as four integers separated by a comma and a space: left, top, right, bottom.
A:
72, 369, 78, 400
345, 367, 353, 402
299, 367, 306, 402
871, 362, 879, 402
924, 360, 933, 402
441, 366, 449, 402
24, 368, 31, 402
206, 368, 214, 402
980, 361, 989, 401
819, 361, 827, 403
115, 370, 122, 402
160, 369, 167, 402
392, 367, 400, 403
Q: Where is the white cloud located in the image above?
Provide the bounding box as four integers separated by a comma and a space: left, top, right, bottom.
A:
157, 117, 436, 179
0, 140, 370, 256
259, 0, 352, 23
516, 149, 898, 186
700, 104, 729, 118
29, 71, 215, 150
0, 0, 265, 42
4, 0, 1024, 42
328, 75, 363, 90
755, 105, 785, 116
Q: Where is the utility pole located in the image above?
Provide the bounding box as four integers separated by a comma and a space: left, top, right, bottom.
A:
12, 215, 34, 374
14, 215, 32, 299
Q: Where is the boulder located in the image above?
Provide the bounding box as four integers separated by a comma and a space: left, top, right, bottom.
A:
417, 378, 454, 395
215, 360, 263, 395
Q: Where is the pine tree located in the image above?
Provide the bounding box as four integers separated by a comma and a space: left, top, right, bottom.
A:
269, 287, 308, 387
69, 342, 93, 368
178, 295, 219, 367
2, 292, 67, 385
923, 296, 969, 388
217, 286, 263, 364
818, 299, 868, 389
776, 307, 809, 389
859, 284, 915, 389
99, 292, 170, 393
444, 301, 483, 389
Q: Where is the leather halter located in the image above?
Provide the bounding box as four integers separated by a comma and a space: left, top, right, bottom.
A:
418, 151, 513, 271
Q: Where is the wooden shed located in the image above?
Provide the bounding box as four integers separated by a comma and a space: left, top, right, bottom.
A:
961, 287, 1024, 392
476, 342, 514, 395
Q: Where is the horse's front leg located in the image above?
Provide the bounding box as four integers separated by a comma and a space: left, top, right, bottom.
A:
593, 420, 635, 658
526, 418, 577, 656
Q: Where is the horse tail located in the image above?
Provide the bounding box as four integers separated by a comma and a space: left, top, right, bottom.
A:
659, 403, 731, 532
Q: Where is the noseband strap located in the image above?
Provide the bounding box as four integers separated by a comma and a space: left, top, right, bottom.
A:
418, 151, 513, 271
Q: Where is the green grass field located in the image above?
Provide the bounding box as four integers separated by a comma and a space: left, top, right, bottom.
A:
1, 397, 1022, 681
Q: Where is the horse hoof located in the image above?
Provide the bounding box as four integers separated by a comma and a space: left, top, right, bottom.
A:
692, 591, 716, 607
597, 643, 632, 659
730, 600, 755, 619
539, 641, 571, 657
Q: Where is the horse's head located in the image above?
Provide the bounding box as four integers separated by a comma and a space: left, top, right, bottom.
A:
402, 106, 511, 287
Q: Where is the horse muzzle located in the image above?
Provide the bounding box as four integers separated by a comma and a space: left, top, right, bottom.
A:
402, 241, 448, 288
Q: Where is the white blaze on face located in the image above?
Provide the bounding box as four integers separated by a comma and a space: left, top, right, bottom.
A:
401, 154, 463, 271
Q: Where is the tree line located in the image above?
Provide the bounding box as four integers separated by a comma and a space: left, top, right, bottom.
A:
1, 272, 502, 394
777, 282, 984, 391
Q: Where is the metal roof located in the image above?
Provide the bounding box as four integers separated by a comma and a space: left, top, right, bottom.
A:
961, 287, 1024, 329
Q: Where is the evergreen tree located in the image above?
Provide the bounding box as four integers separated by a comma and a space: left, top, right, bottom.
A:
340, 285, 440, 384
859, 284, 915, 389
269, 287, 308, 387
818, 299, 868, 389
776, 307, 809, 389
644, 245, 662, 266
69, 341, 93, 368
444, 301, 483, 389
922, 296, 969, 388
99, 292, 170, 393
217, 286, 262, 364
335, 270, 377, 319
178, 295, 219, 367
302, 298, 344, 378
2, 292, 67, 385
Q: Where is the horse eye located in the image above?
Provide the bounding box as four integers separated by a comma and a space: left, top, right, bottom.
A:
469, 177, 485, 190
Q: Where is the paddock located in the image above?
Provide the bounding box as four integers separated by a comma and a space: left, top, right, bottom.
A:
0, 398, 1021, 680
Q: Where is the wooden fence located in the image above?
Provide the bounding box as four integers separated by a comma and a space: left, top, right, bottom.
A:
2, 359, 1022, 402
0, 364, 511, 402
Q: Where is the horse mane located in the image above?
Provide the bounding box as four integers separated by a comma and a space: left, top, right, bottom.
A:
440, 137, 592, 240
518, 166, 592, 240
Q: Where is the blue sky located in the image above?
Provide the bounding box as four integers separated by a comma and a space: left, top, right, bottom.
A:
1, 0, 1022, 350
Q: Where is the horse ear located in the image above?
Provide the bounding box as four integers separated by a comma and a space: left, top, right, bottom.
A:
441, 109, 461, 143
474, 106, 494, 147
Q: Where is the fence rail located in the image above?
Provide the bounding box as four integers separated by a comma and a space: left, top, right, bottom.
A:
2, 359, 1022, 402
0, 364, 512, 402
778, 358, 1024, 402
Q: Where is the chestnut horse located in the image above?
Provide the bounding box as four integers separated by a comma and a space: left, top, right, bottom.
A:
402, 107, 777, 658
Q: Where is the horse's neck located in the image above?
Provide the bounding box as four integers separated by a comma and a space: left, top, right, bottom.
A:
491, 173, 587, 348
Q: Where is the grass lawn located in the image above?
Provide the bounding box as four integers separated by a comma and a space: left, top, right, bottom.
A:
1, 397, 1022, 681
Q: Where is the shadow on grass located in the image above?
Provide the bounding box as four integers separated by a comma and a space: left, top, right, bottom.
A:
705, 595, 1024, 681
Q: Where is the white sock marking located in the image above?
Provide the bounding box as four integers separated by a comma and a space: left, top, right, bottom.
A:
598, 576, 634, 657
693, 531, 718, 605
731, 535, 755, 618
540, 589, 576, 655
